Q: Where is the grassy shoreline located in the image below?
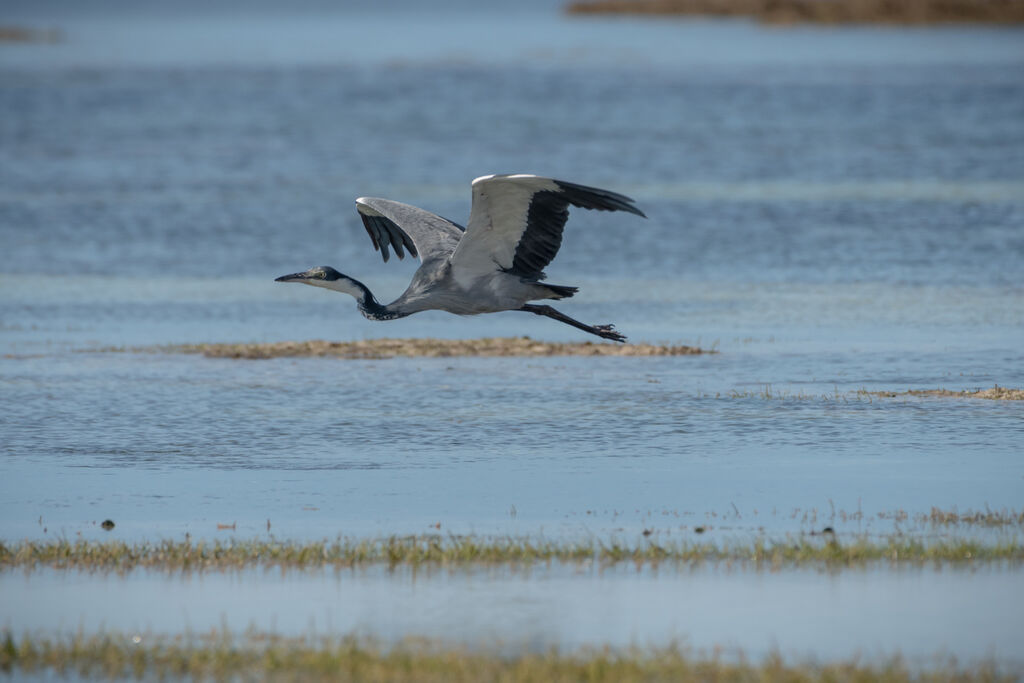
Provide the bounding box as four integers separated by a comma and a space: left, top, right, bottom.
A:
3, 533, 1022, 573
2, 630, 1013, 682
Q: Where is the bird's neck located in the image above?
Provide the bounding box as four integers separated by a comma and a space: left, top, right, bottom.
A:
358, 295, 402, 322
328, 277, 404, 322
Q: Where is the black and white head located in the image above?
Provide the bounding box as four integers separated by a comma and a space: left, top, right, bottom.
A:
274, 266, 366, 298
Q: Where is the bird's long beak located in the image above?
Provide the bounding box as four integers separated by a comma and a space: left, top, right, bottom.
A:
275, 272, 308, 283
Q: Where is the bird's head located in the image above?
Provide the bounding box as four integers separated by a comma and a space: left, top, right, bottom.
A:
274, 266, 365, 297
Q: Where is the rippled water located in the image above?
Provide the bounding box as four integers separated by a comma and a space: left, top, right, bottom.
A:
1, 0, 1023, 665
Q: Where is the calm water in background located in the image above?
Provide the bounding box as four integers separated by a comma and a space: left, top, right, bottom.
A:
1, 0, 1023, 663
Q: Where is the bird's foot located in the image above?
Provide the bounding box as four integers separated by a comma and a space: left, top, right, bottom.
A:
518, 304, 627, 343
593, 324, 627, 343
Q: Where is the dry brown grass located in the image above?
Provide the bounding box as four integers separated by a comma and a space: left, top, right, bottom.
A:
566, 0, 1024, 24
168, 337, 710, 359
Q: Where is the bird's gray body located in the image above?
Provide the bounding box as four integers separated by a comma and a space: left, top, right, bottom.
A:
276, 174, 645, 341
387, 245, 568, 317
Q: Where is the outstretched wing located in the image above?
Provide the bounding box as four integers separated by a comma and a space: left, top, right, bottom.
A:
356, 197, 464, 264
449, 174, 645, 283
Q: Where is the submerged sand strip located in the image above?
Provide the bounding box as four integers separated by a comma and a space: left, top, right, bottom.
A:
171, 337, 711, 359
566, 0, 1024, 24
865, 386, 1024, 401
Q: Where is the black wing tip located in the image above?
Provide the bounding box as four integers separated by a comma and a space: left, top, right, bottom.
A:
626, 204, 648, 219
553, 179, 646, 218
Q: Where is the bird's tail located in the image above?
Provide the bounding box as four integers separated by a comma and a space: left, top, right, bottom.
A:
543, 284, 578, 300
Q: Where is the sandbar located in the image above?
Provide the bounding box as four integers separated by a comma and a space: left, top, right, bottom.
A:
170, 337, 711, 359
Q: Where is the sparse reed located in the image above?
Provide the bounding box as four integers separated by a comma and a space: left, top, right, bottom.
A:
2, 533, 1020, 574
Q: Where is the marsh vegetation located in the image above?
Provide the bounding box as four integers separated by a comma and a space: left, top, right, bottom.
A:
4, 529, 1021, 573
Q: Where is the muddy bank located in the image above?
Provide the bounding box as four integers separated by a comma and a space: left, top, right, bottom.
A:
867, 386, 1024, 401
566, 0, 1024, 24
168, 337, 711, 359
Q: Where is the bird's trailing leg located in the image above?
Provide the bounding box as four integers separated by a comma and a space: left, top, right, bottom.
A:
519, 304, 626, 343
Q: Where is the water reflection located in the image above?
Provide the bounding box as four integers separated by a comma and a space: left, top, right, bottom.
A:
4, 564, 1023, 664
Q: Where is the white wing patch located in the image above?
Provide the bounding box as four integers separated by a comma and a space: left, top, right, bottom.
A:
450, 175, 559, 288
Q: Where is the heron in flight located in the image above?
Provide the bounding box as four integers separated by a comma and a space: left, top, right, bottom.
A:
275, 174, 646, 342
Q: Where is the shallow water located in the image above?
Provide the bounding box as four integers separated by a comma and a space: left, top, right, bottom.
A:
2, 0, 1023, 667
5, 565, 1024, 665
2, 348, 1022, 542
